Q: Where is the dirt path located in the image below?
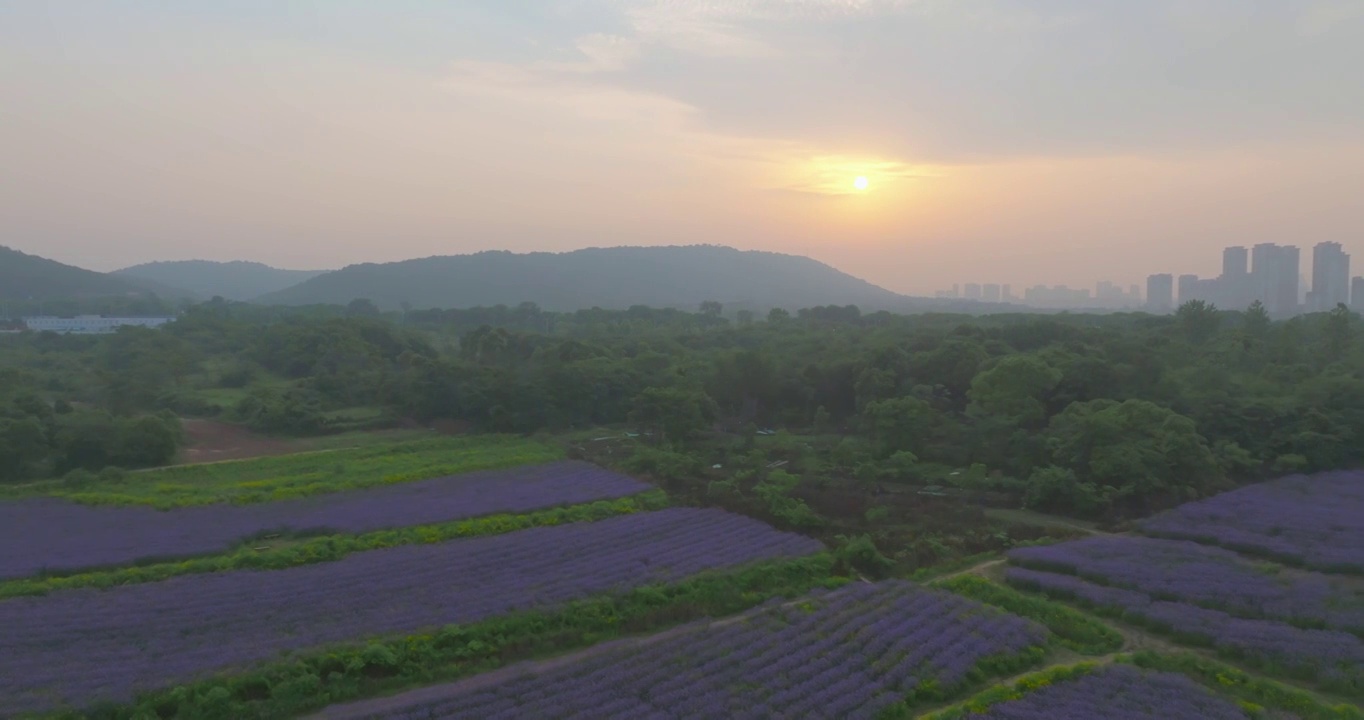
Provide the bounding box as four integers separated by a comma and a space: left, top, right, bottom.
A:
936, 557, 1006, 582
308, 594, 822, 719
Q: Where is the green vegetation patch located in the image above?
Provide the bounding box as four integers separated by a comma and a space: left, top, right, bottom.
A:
935, 575, 1124, 655
57, 555, 843, 720
0, 491, 668, 598
40, 435, 563, 507
920, 655, 1362, 720
916, 661, 1104, 720
1121, 652, 1364, 720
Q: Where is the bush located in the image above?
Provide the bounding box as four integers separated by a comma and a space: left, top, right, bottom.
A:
61, 468, 97, 489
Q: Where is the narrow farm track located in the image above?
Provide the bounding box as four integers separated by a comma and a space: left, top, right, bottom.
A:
309, 592, 832, 720
958, 555, 1364, 711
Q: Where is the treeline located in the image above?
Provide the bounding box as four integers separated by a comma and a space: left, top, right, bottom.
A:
2, 297, 1362, 522
0, 391, 181, 482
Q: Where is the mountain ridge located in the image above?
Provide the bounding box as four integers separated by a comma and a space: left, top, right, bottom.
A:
0, 245, 191, 303
115, 260, 328, 301
255, 245, 910, 312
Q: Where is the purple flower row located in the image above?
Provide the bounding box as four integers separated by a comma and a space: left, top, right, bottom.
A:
969, 665, 1252, 720
1009, 535, 1364, 633
1140, 470, 1364, 573
0, 507, 822, 716
343, 581, 1049, 720
1006, 567, 1364, 691
0, 460, 651, 580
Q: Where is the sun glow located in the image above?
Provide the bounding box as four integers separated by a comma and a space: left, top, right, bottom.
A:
854, 176, 869, 190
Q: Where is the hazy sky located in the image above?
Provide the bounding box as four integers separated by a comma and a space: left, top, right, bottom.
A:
3, 1, 1362, 294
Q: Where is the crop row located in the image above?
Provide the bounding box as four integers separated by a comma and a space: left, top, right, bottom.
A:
0, 507, 821, 715
0, 492, 667, 599
927, 664, 1252, 720
1005, 567, 1364, 696
341, 580, 1049, 720
1009, 535, 1364, 634
1140, 470, 1364, 573
0, 460, 650, 580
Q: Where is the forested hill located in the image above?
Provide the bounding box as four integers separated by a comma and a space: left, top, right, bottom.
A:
255, 245, 911, 312
0, 245, 186, 302
115, 260, 327, 302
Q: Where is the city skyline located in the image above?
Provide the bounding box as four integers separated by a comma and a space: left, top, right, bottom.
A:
938, 241, 1357, 314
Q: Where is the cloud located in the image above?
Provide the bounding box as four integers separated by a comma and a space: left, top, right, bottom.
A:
591, 0, 1364, 162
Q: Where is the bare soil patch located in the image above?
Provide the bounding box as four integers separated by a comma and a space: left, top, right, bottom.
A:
176, 419, 299, 465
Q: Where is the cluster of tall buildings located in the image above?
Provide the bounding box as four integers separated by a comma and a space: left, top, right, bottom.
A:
1147, 242, 1358, 317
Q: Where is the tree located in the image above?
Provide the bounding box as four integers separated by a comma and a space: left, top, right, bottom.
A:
0, 417, 48, 482
1175, 300, 1221, 343
1323, 303, 1353, 362
861, 396, 935, 458
345, 298, 381, 318
1043, 399, 1221, 517
966, 355, 1062, 428
767, 308, 790, 323
1243, 300, 1270, 340
627, 387, 716, 445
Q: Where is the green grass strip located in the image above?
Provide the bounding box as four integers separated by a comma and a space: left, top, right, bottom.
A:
878, 645, 1051, 719
21, 435, 564, 508
1004, 573, 1364, 699
934, 575, 1124, 655
2, 491, 669, 598
1121, 651, 1364, 720
916, 661, 1105, 720
50, 555, 843, 720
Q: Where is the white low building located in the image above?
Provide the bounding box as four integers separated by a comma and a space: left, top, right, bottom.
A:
21, 315, 175, 334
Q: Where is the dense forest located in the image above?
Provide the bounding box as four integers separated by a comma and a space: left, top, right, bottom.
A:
4, 297, 1360, 520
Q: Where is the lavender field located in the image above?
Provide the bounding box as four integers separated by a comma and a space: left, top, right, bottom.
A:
1140, 470, 1364, 573
1005, 567, 1364, 692
340, 581, 1048, 720
949, 665, 1260, 720
0, 460, 650, 579
1009, 536, 1364, 633
0, 507, 820, 715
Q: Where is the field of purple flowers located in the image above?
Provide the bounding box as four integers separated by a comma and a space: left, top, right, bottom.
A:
1140, 470, 1364, 573
1005, 567, 1364, 695
341, 581, 1048, 720
942, 665, 1259, 720
0, 507, 821, 715
1009, 536, 1364, 634
0, 460, 650, 579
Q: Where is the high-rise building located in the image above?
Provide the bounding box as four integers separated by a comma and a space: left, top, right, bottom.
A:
1002, 284, 1014, 302
964, 283, 982, 300
1146, 274, 1173, 313
1353, 277, 1364, 313
982, 284, 1001, 303
1223, 246, 1248, 276
1251, 243, 1300, 317
1177, 274, 1199, 305
1220, 246, 1250, 308
1309, 242, 1350, 312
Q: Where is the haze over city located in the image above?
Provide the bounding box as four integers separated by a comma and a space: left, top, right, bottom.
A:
3, 1, 1362, 295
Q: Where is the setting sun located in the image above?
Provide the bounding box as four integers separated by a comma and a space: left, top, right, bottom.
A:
854, 176, 869, 190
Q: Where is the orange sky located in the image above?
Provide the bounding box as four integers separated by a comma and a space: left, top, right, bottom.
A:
2, 2, 1361, 295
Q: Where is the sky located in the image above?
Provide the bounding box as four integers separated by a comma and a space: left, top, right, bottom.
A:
2, 0, 1362, 295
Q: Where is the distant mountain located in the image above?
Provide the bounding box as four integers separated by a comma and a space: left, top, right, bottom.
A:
255, 245, 911, 312
115, 260, 328, 301
0, 245, 188, 303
